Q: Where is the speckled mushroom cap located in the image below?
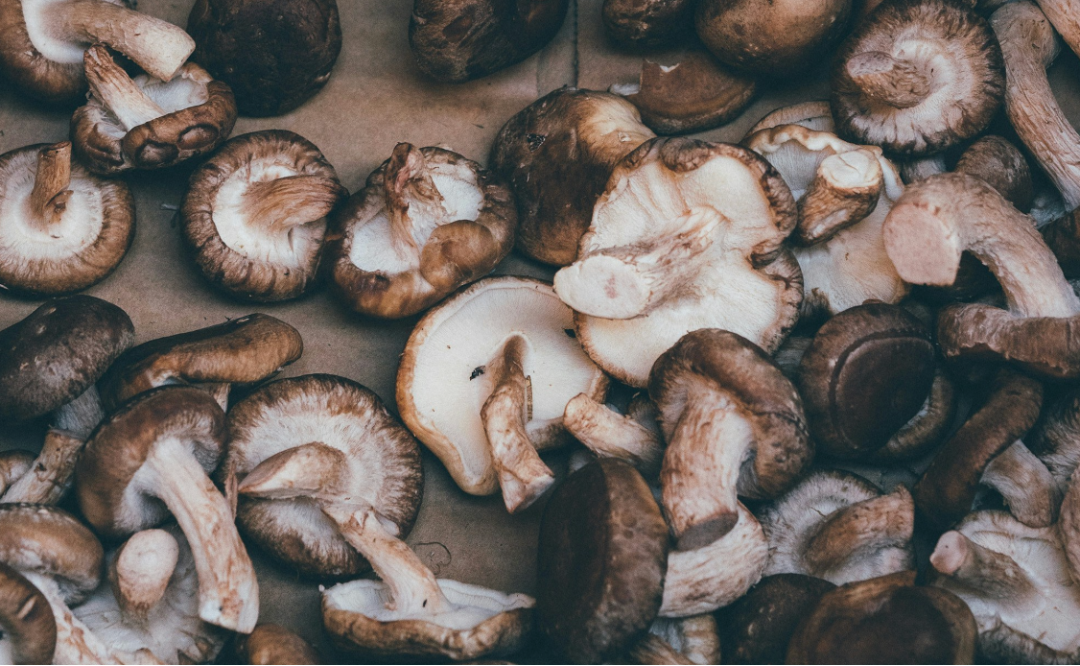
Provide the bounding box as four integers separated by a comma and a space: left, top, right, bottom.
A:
181, 130, 346, 302
831, 0, 1004, 156
0, 504, 103, 605
222, 374, 424, 578
0, 142, 135, 296
0, 295, 133, 423
0, 561, 56, 666
328, 143, 516, 319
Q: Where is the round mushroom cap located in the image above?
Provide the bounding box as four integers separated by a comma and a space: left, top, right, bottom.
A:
0, 504, 103, 605
236, 624, 319, 665
181, 130, 346, 302
397, 277, 607, 497
0, 143, 135, 296
223, 374, 424, 577
187, 0, 342, 116
0, 561, 56, 665
537, 459, 669, 663
0, 295, 133, 422
602, 0, 693, 48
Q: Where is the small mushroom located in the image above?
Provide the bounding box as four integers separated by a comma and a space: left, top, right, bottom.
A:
327, 143, 515, 318
71, 44, 237, 175
397, 277, 607, 513
563, 392, 664, 477
490, 89, 655, 266
629, 615, 719, 665
409, 0, 568, 83
107, 529, 179, 623
181, 130, 347, 302
235, 624, 319, 665
0, 561, 56, 666
831, 0, 1004, 156
602, 0, 693, 48
0, 0, 195, 104
956, 135, 1035, 213
187, 0, 341, 116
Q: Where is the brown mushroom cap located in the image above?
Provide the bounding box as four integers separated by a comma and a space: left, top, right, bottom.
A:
181, 130, 346, 302
236, 624, 319, 665
747, 101, 835, 136
0, 561, 56, 666
537, 459, 669, 663
602, 0, 693, 48
956, 135, 1034, 213
0, 451, 34, 497
0, 504, 103, 605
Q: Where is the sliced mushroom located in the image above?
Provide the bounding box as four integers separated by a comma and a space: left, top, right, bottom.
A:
181, 130, 346, 302
563, 392, 664, 477
71, 45, 237, 175
602, 0, 693, 47
235, 624, 319, 665
630, 615, 719, 665
0, 561, 56, 666
327, 143, 515, 318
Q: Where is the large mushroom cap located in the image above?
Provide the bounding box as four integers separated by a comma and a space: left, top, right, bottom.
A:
0, 561, 56, 666
0, 504, 103, 605
602, 0, 693, 48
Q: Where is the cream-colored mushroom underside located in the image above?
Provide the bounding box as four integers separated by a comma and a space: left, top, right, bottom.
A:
0, 636, 13, 664
93, 73, 208, 139
22, 0, 124, 63
323, 579, 531, 630
348, 162, 483, 274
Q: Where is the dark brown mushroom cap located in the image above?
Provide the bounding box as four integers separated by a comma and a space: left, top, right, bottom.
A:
649, 329, 812, 500
181, 130, 346, 302
602, 0, 694, 48
490, 88, 654, 266
716, 573, 836, 665
0, 561, 56, 665
236, 623, 320, 664
187, 0, 341, 116
537, 459, 669, 663
786, 571, 977, 664
0, 296, 133, 422
0, 504, 103, 603
409, 0, 569, 83
956, 136, 1033, 213
75, 386, 227, 537
798, 303, 935, 459
71, 63, 237, 176
0, 0, 82, 104
99, 313, 303, 410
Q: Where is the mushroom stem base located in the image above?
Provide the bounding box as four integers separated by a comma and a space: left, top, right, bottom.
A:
0, 430, 84, 505
28, 143, 72, 233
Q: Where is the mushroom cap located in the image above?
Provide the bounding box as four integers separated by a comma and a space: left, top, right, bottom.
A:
797, 303, 935, 458
956, 135, 1034, 213
236, 624, 319, 665
181, 130, 346, 302
537, 459, 669, 662
871, 368, 958, 462
0, 295, 133, 422
0, 0, 88, 104
602, 0, 693, 48
0, 144, 135, 296
71, 62, 238, 175
0, 561, 56, 665
0, 504, 103, 605
99, 313, 303, 410
187, 0, 342, 116
746, 100, 835, 136
788, 571, 977, 664
409, 0, 569, 83
223, 374, 424, 578
397, 276, 607, 497
328, 145, 516, 319
831, 0, 1004, 156
649, 329, 812, 500
75, 386, 227, 537
490, 88, 655, 266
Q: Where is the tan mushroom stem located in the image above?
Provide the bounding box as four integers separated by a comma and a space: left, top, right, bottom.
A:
796, 149, 883, 245
563, 393, 663, 476
241, 176, 345, 232
981, 441, 1059, 527
845, 51, 934, 109
480, 334, 555, 514
384, 142, 444, 256
803, 487, 915, 578
0, 430, 84, 505
45, 0, 195, 81
27, 142, 73, 232
20, 572, 117, 665
84, 45, 166, 132
109, 529, 179, 622
931, 531, 1039, 604
236, 442, 346, 501
139, 439, 258, 633
629, 635, 694, 665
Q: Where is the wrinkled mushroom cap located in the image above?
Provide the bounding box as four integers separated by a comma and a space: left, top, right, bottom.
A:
0, 561, 56, 665
0, 504, 103, 604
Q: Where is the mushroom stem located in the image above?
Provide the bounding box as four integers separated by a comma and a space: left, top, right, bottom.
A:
237, 442, 347, 500
481, 334, 555, 514
20, 572, 117, 665
981, 441, 1059, 527
0, 452, 34, 498
241, 176, 345, 231
931, 530, 1039, 601
141, 439, 258, 633
563, 393, 663, 477
845, 51, 933, 109
84, 45, 166, 132
384, 142, 444, 257
804, 487, 915, 578
796, 149, 882, 245
629, 634, 695, 665
52, 385, 105, 441
109, 529, 179, 622
28, 143, 73, 232
46, 0, 196, 81
0, 430, 85, 505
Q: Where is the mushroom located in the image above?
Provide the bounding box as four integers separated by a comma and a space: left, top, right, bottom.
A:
490, 88, 655, 266
180, 130, 347, 302
397, 277, 607, 513
187, 0, 341, 116
0, 0, 195, 104
71, 44, 237, 176
602, 0, 693, 48
0, 452, 34, 498
884, 172, 1080, 378
629, 615, 719, 665
537, 459, 669, 662
931, 510, 1080, 663
0, 561, 56, 666
747, 100, 835, 135
222, 374, 423, 578
107, 529, 179, 623
327, 143, 515, 318
1027, 386, 1080, 495
788, 571, 978, 664
409, 0, 569, 83
1042, 208, 1080, 278
235, 624, 319, 665
695, 0, 854, 76
555, 137, 803, 387
75, 386, 259, 633
99, 313, 303, 411
760, 470, 916, 585
956, 135, 1035, 213
562, 392, 664, 477
831, 0, 1004, 156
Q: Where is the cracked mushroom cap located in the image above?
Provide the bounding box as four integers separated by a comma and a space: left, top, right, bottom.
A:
0, 295, 133, 423
222, 374, 424, 578
556, 137, 803, 387
0, 142, 135, 296
490, 88, 655, 266
181, 130, 346, 302
328, 143, 516, 319
0, 561, 55, 666
236, 624, 319, 665
71, 45, 237, 176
